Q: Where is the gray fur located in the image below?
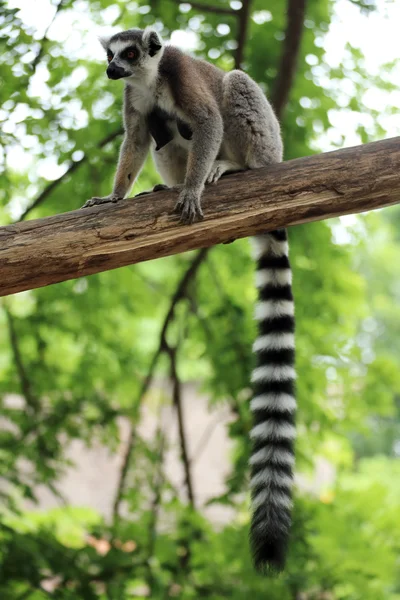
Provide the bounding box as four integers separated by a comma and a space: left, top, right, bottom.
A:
82, 28, 282, 216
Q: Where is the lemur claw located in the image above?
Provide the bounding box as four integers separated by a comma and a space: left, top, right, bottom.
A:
82, 195, 122, 209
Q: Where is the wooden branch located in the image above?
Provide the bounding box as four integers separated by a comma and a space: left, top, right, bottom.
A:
1, 137, 399, 298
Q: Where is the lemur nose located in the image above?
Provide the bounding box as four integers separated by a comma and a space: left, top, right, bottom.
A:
106, 64, 126, 80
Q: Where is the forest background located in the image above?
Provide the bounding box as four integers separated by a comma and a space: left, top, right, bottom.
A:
0, 0, 400, 598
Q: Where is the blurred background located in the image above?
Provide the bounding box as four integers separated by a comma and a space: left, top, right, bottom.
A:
1, 0, 400, 597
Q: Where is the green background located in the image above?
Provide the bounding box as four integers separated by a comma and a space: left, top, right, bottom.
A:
0, 0, 399, 597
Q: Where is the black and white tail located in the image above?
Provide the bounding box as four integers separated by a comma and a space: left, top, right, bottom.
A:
250, 229, 296, 573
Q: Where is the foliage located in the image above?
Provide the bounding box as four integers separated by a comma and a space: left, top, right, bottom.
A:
0, 0, 399, 597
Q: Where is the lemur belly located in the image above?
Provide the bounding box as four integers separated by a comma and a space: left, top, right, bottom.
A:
147, 106, 192, 152
147, 106, 191, 186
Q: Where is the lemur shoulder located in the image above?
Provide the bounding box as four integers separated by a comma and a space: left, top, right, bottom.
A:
83, 27, 296, 573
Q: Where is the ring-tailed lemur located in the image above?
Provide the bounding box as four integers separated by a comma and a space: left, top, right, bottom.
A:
83, 27, 296, 573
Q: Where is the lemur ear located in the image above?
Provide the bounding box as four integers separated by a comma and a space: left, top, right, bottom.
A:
143, 28, 163, 57
98, 35, 111, 50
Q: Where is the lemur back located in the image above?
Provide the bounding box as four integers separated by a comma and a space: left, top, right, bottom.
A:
83, 28, 296, 573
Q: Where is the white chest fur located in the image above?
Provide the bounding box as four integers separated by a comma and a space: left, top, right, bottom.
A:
125, 81, 156, 114
126, 78, 176, 117
156, 82, 177, 116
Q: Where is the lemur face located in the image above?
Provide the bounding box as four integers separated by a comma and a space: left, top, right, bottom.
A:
101, 29, 163, 81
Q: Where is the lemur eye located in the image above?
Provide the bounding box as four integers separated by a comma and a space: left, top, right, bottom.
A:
127, 51, 136, 59
107, 53, 113, 63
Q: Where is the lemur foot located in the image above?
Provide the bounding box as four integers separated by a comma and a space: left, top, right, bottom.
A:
206, 160, 242, 184
174, 188, 204, 224
82, 194, 122, 209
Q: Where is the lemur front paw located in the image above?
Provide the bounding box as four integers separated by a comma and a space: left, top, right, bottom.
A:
174, 188, 204, 224
81, 194, 122, 209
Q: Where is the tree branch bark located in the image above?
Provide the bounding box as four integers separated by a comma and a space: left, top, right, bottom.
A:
1, 137, 399, 298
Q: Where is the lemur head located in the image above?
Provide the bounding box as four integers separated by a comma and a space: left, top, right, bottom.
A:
99, 28, 163, 82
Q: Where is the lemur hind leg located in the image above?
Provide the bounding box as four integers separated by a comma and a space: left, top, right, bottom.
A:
221, 70, 283, 170
206, 159, 243, 184
135, 142, 187, 198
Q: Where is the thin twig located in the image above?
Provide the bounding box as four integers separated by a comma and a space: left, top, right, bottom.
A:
172, 0, 236, 16
191, 411, 227, 463
169, 346, 195, 508
172, 0, 250, 69
271, 0, 307, 119
166, 344, 194, 580
29, 0, 66, 73
234, 0, 252, 69
19, 128, 123, 221
111, 249, 209, 525
159, 249, 210, 347
4, 307, 40, 413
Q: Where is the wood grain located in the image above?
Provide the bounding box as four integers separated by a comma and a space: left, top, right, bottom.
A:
0, 137, 399, 297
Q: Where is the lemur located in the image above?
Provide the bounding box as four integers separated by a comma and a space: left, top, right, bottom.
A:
83, 27, 296, 573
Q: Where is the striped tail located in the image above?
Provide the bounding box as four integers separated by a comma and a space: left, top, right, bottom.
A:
249, 229, 296, 573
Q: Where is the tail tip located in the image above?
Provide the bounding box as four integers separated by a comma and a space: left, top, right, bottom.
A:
250, 513, 290, 574
251, 537, 288, 574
